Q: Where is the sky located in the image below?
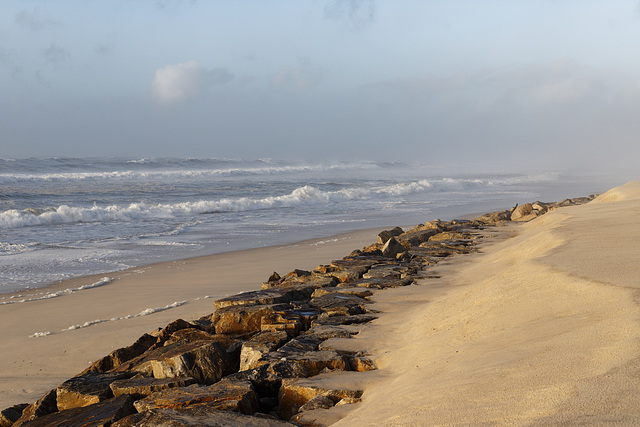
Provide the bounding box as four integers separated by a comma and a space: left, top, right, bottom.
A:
1, 0, 640, 171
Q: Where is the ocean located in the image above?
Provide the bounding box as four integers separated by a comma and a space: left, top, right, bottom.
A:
0, 157, 615, 294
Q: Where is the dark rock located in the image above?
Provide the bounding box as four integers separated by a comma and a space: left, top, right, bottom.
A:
264, 350, 349, 377
311, 287, 373, 299
311, 314, 378, 327
0, 403, 28, 427
349, 277, 412, 289
277, 378, 363, 420
362, 264, 416, 279
11, 388, 58, 426
298, 395, 334, 412
124, 340, 236, 385
83, 333, 157, 374
302, 325, 355, 340
57, 372, 134, 411
428, 231, 473, 241
20, 394, 135, 427
110, 376, 196, 400
133, 380, 259, 415
113, 406, 296, 426
309, 293, 369, 316
381, 236, 406, 258
259, 312, 303, 337
240, 331, 289, 371
397, 228, 439, 246
212, 303, 290, 335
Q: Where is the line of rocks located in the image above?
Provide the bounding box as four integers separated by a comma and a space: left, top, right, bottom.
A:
1, 195, 596, 427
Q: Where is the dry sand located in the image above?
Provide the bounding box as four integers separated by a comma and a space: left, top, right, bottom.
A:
297, 181, 640, 426
0, 228, 379, 409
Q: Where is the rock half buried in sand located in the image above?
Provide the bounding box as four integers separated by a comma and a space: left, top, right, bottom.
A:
17, 394, 135, 427
277, 377, 364, 420
133, 379, 259, 415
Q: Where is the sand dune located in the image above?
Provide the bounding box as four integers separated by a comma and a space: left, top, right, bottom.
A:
321, 181, 640, 425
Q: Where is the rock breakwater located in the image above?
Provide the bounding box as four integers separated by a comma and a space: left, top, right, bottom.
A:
0, 196, 596, 427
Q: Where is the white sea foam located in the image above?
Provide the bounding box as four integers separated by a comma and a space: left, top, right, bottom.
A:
0, 277, 113, 305
29, 331, 51, 338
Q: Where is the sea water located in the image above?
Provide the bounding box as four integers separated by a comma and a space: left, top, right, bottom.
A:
0, 157, 616, 294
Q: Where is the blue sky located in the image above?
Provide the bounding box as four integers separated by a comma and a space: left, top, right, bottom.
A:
2, 1, 640, 171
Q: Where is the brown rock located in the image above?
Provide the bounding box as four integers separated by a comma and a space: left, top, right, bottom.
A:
311, 287, 373, 299
349, 277, 412, 289
510, 202, 533, 221
240, 331, 289, 371
128, 340, 236, 385
266, 350, 349, 377
381, 236, 405, 258
309, 293, 369, 316
20, 394, 135, 427
113, 406, 296, 426
277, 378, 363, 420
311, 313, 378, 327
212, 303, 290, 335
83, 333, 157, 374
428, 231, 472, 241
348, 356, 377, 372
299, 395, 334, 412
260, 312, 303, 337
474, 209, 512, 223
133, 380, 258, 415
397, 228, 439, 246
11, 389, 58, 426
110, 376, 196, 400
0, 403, 28, 427
57, 372, 134, 411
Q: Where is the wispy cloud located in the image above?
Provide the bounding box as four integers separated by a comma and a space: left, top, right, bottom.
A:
15, 8, 62, 31
324, 0, 375, 30
151, 60, 233, 104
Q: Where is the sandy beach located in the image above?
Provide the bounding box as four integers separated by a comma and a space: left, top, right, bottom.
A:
0, 228, 379, 410
4, 181, 640, 425
308, 181, 640, 425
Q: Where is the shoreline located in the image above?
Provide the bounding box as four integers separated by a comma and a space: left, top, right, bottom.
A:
0, 227, 383, 409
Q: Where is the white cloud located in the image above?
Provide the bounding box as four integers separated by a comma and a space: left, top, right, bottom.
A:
151, 60, 233, 104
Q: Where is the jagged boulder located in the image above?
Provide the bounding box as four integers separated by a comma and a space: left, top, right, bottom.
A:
212, 303, 290, 335
0, 403, 28, 427
19, 394, 135, 427
113, 406, 296, 426
11, 389, 58, 426
57, 372, 134, 411
311, 313, 378, 327
133, 380, 259, 415
277, 377, 363, 420
311, 287, 373, 299
123, 340, 236, 385
381, 236, 406, 258
308, 293, 369, 316
263, 350, 349, 378
110, 376, 196, 400
511, 202, 534, 221
349, 277, 412, 289
240, 331, 289, 371
83, 333, 157, 374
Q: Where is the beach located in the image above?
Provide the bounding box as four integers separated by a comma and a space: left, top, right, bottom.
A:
0, 228, 379, 410
3, 181, 640, 425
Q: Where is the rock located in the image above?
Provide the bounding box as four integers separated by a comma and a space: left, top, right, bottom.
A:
349, 277, 412, 289
277, 378, 363, 420
265, 350, 349, 377
19, 394, 135, 427
428, 231, 472, 241
362, 264, 416, 279
240, 331, 289, 371
308, 293, 369, 316
126, 340, 236, 385
214, 289, 305, 310
474, 209, 512, 223
301, 325, 355, 340
11, 389, 58, 426
348, 356, 377, 372
110, 376, 196, 400
376, 227, 403, 245
212, 303, 290, 335
335, 396, 362, 406
83, 333, 157, 374
113, 406, 296, 426
0, 403, 28, 427
150, 319, 201, 343
57, 372, 134, 411
311, 314, 378, 327
381, 236, 406, 258
510, 202, 533, 221
397, 228, 439, 246
133, 380, 259, 415
311, 287, 373, 299
259, 312, 303, 337
298, 395, 334, 412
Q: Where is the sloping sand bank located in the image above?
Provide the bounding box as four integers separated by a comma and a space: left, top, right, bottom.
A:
321, 181, 640, 426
